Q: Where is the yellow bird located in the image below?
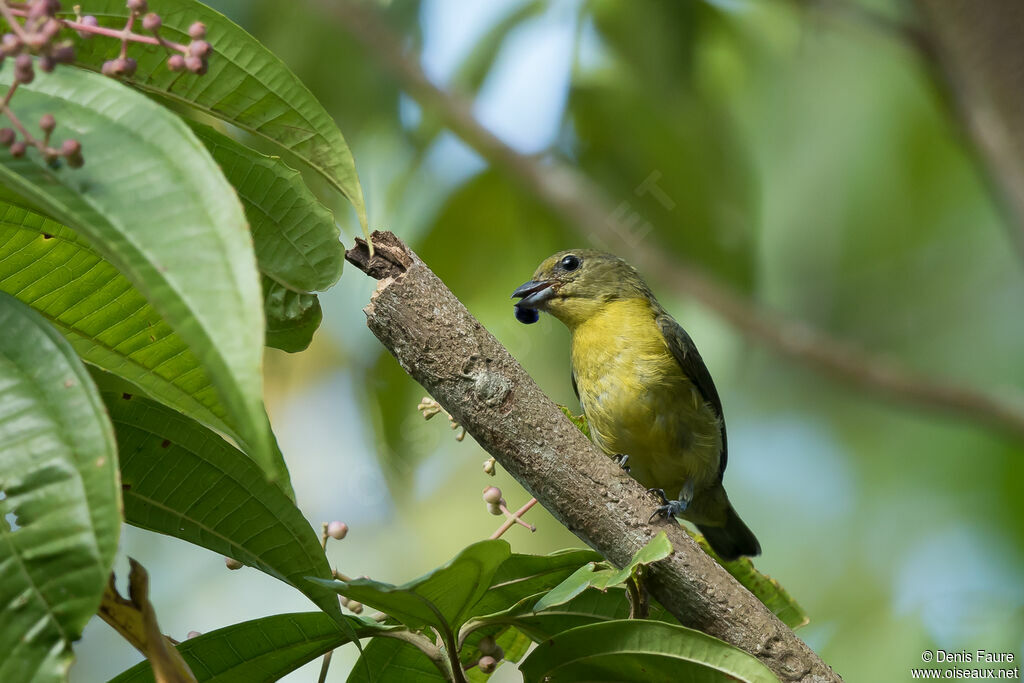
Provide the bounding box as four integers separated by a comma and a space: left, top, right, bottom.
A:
512, 250, 760, 560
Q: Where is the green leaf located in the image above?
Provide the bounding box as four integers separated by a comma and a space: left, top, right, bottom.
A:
557, 406, 590, 439
186, 122, 343, 294
263, 279, 323, 353
475, 583, 681, 645
0, 196, 234, 445
687, 529, 809, 629
93, 377, 344, 625
470, 548, 602, 619
518, 620, 780, 683
313, 540, 512, 632
533, 532, 672, 611
109, 612, 386, 683
0, 66, 283, 484
345, 637, 446, 683
0, 293, 120, 683
60, 0, 368, 234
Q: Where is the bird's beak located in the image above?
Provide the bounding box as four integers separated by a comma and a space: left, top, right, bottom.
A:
511, 280, 556, 309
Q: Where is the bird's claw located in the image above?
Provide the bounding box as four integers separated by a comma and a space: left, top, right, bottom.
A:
647, 488, 688, 523
613, 453, 630, 473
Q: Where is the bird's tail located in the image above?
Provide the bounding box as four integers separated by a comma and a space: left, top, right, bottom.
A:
697, 504, 761, 561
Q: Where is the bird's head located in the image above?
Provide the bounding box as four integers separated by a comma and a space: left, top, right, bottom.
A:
512, 249, 653, 328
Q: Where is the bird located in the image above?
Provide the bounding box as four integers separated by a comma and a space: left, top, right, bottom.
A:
512, 249, 760, 560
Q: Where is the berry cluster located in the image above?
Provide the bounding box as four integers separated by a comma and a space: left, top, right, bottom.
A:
0, 0, 213, 168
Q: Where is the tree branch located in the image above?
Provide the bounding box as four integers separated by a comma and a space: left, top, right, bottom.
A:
345, 231, 841, 683
912, 0, 1024, 261
318, 0, 1024, 443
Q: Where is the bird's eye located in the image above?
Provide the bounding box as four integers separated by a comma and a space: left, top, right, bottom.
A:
560, 254, 581, 272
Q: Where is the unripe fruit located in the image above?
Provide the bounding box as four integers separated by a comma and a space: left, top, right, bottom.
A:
188, 40, 211, 58
184, 55, 204, 74
39, 56, 56, 73
186, 631, 202, 639
126, 0, 148, 13
347, 600, 363, 614
62, 139, 84, 170
142, 13, 161, 31
326, 521, 349, 540
77, 15, 98, 39
482, 459, 494, 475
166, 54, 185, 71
39, 114, 55, 134
224, 557, 243, 570
0, 129, 13, 147
188, 22, 206, 39
14, 54, 34, 84
482, 486, 502, 505
486, 502, 503, 516
2, 33, 21, 55
10, 141, 26, 158
478, 656, 497, 674
477, 635, 497, 655
52, 43, 75, 64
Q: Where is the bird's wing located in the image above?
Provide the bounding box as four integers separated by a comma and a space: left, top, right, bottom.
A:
655, 313, 728, 480
571, 370, 580, 400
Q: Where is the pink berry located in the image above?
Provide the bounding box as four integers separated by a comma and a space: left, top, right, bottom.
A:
188, 22, 206, 39
188, 40, 211, 58
482, 486, 502, 505
224, 557, 242, 570
141, 13, 161, 31
326, 521, 348, 540
184, 55, 203, 73
10, 141, 26, 158
39, 114, 55, 134
166, 54, 185, 71
126, 0, 147, 13
478, 656, 497, 674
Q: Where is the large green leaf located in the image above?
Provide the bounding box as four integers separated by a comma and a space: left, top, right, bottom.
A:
0, 66, 283, 484
0, 197, 232, 441
345, 637, 446, 683
518, 620, 779, 683
313, 540, 512, 633
187, 121, 342, 352
59, 0, 367, 233
94, 378, 343, 624
476, 584, 680, 644
469, 548, 602, 619
532, 532, 672, 612
186, 122, 343, 294
0, 293, 120, 683
109, 612, 386, 683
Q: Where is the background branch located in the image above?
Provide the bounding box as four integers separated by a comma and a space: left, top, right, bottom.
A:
912, 0, 1024, 260
318, 0, 1024, 443
346, 231, 841, 683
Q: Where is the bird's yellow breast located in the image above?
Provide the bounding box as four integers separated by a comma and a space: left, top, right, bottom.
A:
569, 298, 722, 496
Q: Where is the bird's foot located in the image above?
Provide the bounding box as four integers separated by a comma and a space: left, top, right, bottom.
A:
647, 483, 693, 523
613, 453, 630, 473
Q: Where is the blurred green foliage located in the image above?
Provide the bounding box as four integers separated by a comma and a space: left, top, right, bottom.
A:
73, 1, 1024, 681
